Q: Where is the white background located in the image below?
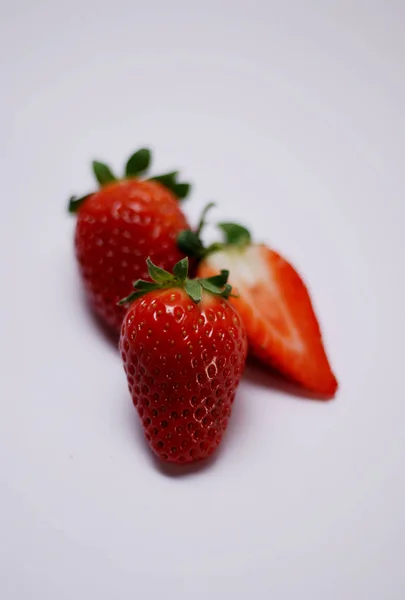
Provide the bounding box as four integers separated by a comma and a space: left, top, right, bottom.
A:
1, 1, 404, 598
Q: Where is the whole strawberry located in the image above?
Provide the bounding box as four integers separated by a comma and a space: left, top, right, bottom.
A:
68, 148, 191, 332
119, 257, 247, 463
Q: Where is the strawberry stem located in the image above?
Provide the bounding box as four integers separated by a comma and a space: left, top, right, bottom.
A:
118, 257, 233, 306
177, 204, 252, 259
196, 201, 216, 236
176, 230, 206, 259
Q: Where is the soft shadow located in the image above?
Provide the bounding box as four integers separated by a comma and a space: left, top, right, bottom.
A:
81, 293, 120, 349
152, 453, 219, 478
244, 357, 335, 402
67, 262, 120, 350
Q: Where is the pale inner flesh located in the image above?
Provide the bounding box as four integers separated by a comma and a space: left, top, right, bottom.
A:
207, 245, 304, 353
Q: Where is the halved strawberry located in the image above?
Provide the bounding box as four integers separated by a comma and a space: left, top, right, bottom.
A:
178, 209, 338, 397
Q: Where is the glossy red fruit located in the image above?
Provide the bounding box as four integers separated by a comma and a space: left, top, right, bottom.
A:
69, 148, 192, 331
198, 244, 338, 397
119, 258, 247, 464
179, 213, 338, 398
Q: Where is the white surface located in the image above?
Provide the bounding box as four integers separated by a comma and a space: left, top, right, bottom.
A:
1, 1, 405, 598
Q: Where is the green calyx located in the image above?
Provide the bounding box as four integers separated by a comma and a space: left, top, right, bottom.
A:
68, 147, 191, 214
177, 203, 252, 259
118, 257, 233, 306
148, 172, 190, 200
68, 194, 92, 214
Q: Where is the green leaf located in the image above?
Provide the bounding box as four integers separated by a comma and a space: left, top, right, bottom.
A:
149, 172, 191, 200
68, 194, 91, 214
200, 280, 224, 295
117, 290, 145, 306
184, 279, 202, 303
146, 257, 173, 283
172, 182, 191, 199
125, 148, 151, 178
204, 269, 229, 287
117, 279, 161, 305
92, 161, 117, 186
177, 230, 205, 258
173, 257, 189, 281
218, 222, 251, 246
132, 280, 161, 292
150, 171, 178, 188
200, 278, 233, 299
222, 283, 233, 298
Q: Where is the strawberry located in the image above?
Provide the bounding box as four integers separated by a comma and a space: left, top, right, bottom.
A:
68, 148, 191, 332
119, 257, 247, 463
178, 206, 338, 397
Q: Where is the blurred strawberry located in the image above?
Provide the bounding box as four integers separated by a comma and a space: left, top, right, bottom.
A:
68, 149, 191, 332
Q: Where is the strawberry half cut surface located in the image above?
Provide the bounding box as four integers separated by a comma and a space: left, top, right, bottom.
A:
178, 207, 338, 398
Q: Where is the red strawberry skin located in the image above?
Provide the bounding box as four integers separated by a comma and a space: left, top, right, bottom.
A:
120, 288, 247, 463
197, 244, 337, 397
74, 179, 190, 331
